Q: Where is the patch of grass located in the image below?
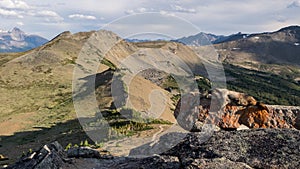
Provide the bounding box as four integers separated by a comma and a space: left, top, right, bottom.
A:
101, 58, 116, 70
146, 118, 173, 125
62, 58, 76, 65
162, 75, 179, 91
134, 41, 167, 48
88, 108, 172, 141
171, 94, 181, 103
65, 143, 72, 151
94, 142, 104, 148
196, 77, 211, 93
0, 52, 26, 66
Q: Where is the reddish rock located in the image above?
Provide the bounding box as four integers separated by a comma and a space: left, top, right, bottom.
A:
220, 112, 241, 129
218, 103, 243, 129
238, 103, 270, 128
197, 89, 260, 129
175, 89, 300, 131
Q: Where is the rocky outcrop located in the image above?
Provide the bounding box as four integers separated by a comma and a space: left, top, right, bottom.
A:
67, 147, 101, 159
67, 147, 112, 159
267, 105, 300, 129
7, 141, 66, 169
7, 129, 300, 169
175, 89, 300, 131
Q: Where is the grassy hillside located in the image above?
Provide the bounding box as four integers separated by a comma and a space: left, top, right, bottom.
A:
225, 64, 300, 106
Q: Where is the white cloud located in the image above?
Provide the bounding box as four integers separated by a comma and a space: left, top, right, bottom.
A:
16, 21, 23, 25
171, 5, 196, 13
34, 10, 64, 22
68, 14, 97, 20
124, 4, 196, 16
36, 10, 60, 17
125, 9, 135, 15
0, 0, 29, 10
137, 7, 147, 13
125, 8, 148, 14
159, 10, 175, 17
0, 0, 299, 40
0, 8, 23, 18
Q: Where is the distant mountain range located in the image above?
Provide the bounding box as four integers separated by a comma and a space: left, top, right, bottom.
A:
0, 27, 48, 53
174, 31, 262, 46
174, 25, 300, 46
213, 25, 300, 66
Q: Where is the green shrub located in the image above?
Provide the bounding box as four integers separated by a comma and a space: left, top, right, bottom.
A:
65, 143, 72, 151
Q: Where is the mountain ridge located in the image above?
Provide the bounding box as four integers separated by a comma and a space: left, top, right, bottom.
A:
174, 25, 300, 46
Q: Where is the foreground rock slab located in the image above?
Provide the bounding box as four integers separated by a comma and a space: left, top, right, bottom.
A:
164, 129, 300, 169
7, 129, 300, 169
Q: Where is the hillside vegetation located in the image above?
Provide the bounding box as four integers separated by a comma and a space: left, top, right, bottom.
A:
224, 64, 300, 106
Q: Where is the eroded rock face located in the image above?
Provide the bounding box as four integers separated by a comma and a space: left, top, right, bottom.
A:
175, 89, 300, 130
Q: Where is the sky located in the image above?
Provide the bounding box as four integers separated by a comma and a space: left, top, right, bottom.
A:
0, 0, 300, 40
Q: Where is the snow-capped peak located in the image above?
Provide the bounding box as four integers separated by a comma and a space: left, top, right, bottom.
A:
0, 27, 48, 53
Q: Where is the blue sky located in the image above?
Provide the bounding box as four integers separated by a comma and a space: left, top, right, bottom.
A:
0, 0, 299, 40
